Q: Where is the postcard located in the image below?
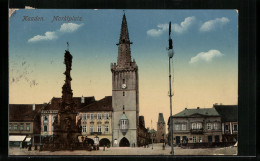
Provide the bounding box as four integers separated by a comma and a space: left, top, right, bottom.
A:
8, 9, 238, 155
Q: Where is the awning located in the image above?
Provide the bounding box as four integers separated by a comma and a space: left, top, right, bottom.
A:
25, 137, 31, 142
9, 135, 26, 142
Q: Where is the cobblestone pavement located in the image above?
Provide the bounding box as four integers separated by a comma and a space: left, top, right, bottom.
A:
9, 143, 237, 156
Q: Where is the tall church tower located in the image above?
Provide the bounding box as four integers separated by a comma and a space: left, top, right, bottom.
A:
111, 13, 139, 147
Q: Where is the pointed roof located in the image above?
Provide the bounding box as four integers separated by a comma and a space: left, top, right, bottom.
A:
116, 13, 133, 67
119, 13, 130, 44
157, 113, 165, 124
120, 113, 128, 120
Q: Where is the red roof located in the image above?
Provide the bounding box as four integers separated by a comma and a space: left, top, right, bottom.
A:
78, 96, 112, 112
43, 96, 96, 111
9, 104, 43, 122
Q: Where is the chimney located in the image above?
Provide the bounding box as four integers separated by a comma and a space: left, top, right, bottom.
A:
32, 104, 35, 110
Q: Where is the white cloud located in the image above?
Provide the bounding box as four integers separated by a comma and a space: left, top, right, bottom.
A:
28, 31, 57, 43
189, 49, 223, 64
200, 17, 230, 32
147, 16, 195, 37
172, 16, 196, 34
147, 24, 169, 37
59, 23, 84, 33
28, 23, 84, 43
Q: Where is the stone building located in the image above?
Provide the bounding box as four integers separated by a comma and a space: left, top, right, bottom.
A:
77, 96, 113, 146
156, 113, 166, 143
168, 107, 222, 145
111, 13, 139, 147
9, 104, 43, 146
40, 96, 95, 136
137, 116, 149, 146
213, 104, 238, 143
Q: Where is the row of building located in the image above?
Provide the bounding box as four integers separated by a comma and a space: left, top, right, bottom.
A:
147, 104, 238, 147
9, 96, 149, 147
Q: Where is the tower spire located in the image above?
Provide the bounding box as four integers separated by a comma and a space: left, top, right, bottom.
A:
116, 13, 133, 67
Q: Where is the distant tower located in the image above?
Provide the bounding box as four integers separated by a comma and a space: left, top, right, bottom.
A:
156, 113, 166, 143
111, 13, 139, 147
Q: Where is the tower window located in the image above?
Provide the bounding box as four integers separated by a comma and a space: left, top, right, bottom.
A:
123, 91, 125, 96
123, 79, 125, 84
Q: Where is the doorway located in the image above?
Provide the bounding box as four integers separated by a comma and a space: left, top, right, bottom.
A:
119, 137, 130, 147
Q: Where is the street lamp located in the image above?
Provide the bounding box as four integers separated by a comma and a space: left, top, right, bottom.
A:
168, 21, 174, 155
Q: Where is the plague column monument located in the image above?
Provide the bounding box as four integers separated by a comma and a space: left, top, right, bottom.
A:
111, 13, 139, 147
51, 45, 82, 150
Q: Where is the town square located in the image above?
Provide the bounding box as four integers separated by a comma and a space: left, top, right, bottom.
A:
8, 9, 238, 155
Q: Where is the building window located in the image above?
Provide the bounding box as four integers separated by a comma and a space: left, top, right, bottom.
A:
104, 113, 109, 120
120, 120, 128, 129
191, 123, 196, 129
198, 136, 202, 143
175, 124, 180, 131
44, 115, 48, 123
233, 124, 238, 131
97, 126, 102, 133
52, 115, 56, 123
192, 136, 196, 143
90, 126, 94, 133
197, 123, 202, 129
104, 125, 109, 133
26, 124, 30, 131
97, 113, 102, 120
82, 114, 87, 120
14, 124, 17, 131
9, 124, 12, 130
123, 79, 125, 84
82, 125, 86, 132
207, 123, 212, 130
225, 124, 229, 131
44, 125, 48, 132
182, 124, 186, 130
123, 91, 125, 96
19, 124, 24, 131
213, 123, 218, 130
90, 114, 94, 120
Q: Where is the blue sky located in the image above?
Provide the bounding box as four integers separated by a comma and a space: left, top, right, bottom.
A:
9, 9, 238, 128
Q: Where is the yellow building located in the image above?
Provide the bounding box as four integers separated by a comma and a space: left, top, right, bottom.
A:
77, 96, 113, 146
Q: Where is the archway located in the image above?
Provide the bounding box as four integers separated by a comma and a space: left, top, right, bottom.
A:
99, 138, 111, 146
84, 138, 94, 145
119, 137, 130, 147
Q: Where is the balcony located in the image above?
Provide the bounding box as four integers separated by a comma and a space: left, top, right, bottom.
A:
90, 132, 102, 135
190, 128, 204, 134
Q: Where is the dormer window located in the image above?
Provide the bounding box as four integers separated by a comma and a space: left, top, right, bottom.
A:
81, 96, 85, 103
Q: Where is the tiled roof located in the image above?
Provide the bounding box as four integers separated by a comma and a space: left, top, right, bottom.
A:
213, 105, 238, 122
173, 107, 220, 118
78, 96, 112, 112
43, 96, 96, 111
9, 104, 43, 122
